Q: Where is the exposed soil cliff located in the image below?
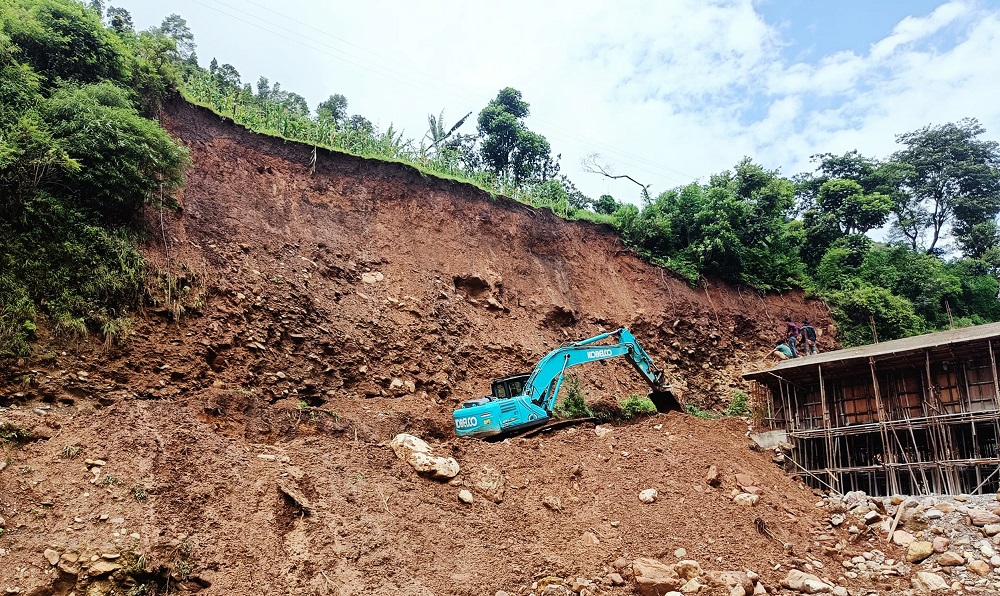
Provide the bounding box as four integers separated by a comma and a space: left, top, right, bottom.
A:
0, 98, 869, 596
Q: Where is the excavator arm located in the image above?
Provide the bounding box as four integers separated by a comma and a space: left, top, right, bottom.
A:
523, 328, 669, 412
453, 327, 676, 438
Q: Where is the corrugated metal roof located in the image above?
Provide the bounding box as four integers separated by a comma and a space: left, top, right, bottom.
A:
743, 321, 1000, 383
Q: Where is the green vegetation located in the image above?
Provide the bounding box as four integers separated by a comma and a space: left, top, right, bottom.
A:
684, 402, 718, 420
0, 420, 34, 445
553, 376, 593, 419
181, 50, 1000, 345
0, 0, 188, 356
725, 390, 749, 417
620, 394, 658, 418
2, 1, 999, 359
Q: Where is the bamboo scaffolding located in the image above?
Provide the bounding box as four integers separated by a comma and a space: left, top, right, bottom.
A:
767, 337, 1000, 496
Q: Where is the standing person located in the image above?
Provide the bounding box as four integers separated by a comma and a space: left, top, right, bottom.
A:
784, 317, 799, 358
800, 319, 819, 355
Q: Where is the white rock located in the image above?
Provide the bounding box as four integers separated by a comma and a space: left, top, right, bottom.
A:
639, 488, 658, 503
733, 493, 760, 506
390, 433, 460, 479
458, 490, 473, 504
980, 539, 997, 559
912, 571, 949, 592
924, 509, 944, 519
594, 425, 613, 438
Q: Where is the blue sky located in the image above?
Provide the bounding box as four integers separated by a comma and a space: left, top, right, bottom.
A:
117, 0, 1000, 204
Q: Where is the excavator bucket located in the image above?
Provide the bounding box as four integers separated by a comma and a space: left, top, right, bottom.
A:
648, 389, 681, 413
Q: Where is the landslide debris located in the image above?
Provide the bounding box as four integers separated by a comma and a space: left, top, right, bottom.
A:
1, 98, 845, 595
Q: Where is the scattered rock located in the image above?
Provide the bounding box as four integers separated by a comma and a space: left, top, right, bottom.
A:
594, 425, 613, 438
472, 465, 506, 503
985, 523, 1000, 536
911, 571, 949, 593
581, 531, 600, 546
703, 570, 753, 595
458, 490, 473, 504
937, 552, 964, 566
733, 493, 759, 506
542, 496, 563, 512
735, 473, 755, 488
389, 433, 460, 480
968, 559, 991, 576
87, 560, 122, 577
969, 509, 1000, 527
674, 560, 702, 580
277, 480, 313, 514
891, 530, 915, 547
639, 488, 658, 504
906, 541, 934, 563
607, 572, 625, 586
706, 465, 721, 487
863, 510, 882, 525
932, 536, 950, 553
632, 558, 682, 596
44, 549, 60, 566
780, 569, 832, 594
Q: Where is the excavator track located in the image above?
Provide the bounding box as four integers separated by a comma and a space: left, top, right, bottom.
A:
482, 417, 597, 442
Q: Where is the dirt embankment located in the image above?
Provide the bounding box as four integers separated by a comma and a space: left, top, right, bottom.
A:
0, 98, 852, 596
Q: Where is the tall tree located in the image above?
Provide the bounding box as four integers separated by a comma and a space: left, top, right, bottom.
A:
816, 179, 893, 235
106, 5, 132, 33
316, 93, 348, 123
156, 13, 195, 60
891, 118, 1000, 254
477, 87, 552, 184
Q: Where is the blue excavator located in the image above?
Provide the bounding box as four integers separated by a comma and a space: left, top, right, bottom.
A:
452, 328, 678, 438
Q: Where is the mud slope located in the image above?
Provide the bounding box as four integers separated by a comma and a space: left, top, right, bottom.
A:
0, 98, 855, 596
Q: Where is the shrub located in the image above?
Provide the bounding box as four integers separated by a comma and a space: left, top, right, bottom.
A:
725, 390, 749, 417
553, 376, 593, 419
620, 394, 657, 419
684, 402, 717, 420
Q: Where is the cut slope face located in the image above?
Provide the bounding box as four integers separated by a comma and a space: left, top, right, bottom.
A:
0, 99, 852, 596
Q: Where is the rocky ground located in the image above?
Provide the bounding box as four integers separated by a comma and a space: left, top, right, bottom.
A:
0, 97, 973, 595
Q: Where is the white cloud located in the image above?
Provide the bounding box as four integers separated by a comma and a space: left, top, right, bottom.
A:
118, 0, 1000, 204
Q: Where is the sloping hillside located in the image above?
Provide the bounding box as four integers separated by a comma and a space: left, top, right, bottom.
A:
0, 98, 860, 596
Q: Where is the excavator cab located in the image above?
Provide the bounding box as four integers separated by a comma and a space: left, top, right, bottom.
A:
459, 374, 531, 410
490, 374, 529, 400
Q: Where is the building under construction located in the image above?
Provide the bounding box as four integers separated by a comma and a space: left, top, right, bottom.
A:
743, 322, 1000, 497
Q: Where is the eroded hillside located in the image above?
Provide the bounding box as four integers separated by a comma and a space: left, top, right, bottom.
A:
0, 98, 862, 596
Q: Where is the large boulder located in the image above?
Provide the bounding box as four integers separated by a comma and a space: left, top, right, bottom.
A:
632, 558, 682, 596
390, 434, 460, 479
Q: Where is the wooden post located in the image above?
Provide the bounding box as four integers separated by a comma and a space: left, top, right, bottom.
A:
988, 340, 1000, 410
870, 357, 897, 495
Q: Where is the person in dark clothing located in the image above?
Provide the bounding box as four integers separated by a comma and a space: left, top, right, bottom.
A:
799, 319, 819, 355
784, 316, 798, 357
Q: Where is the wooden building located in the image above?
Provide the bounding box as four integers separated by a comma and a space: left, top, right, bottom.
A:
743, 322, 1000, 496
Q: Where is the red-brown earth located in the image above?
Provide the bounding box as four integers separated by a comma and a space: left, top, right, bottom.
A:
0, 98, 886, 596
